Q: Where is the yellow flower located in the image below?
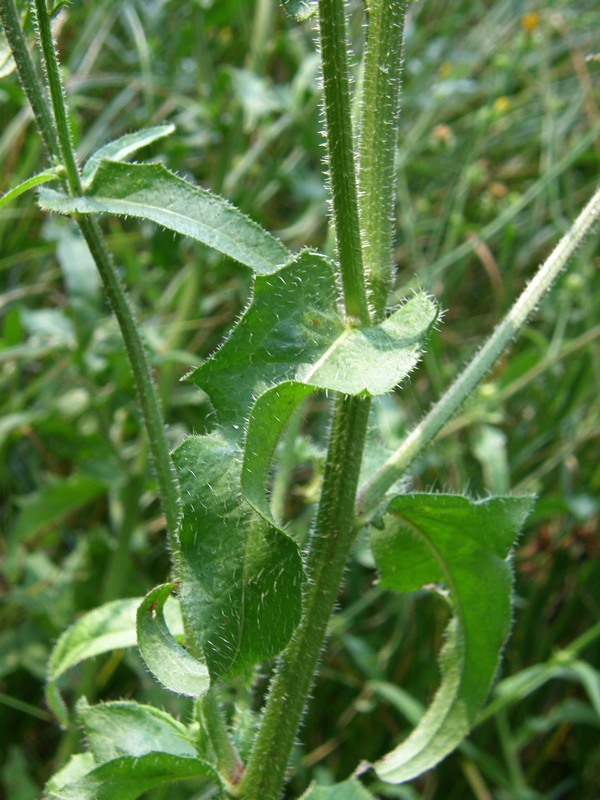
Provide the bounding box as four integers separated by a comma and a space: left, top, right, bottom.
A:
493, 96, 511, 114
522, 13, 540, 33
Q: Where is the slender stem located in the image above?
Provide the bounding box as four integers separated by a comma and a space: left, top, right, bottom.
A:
76, 216, 181, 545
33, 0, 81, 193
201, 690, 244, 790
356, 186, 600, 519
358, 0, 408, 321
318, 0, 370, 324
238, 396, 371, 800
0, 0, 61, 160
7, 0, 181, 545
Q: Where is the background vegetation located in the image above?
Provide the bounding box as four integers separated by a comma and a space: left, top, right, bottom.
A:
1, 0, 598, 798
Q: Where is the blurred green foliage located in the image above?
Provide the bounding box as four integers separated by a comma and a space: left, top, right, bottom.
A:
1, 1, 598, 798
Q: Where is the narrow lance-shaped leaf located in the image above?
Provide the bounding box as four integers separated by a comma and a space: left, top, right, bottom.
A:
38, 160, 290, 273
0, 167, 62, 209
173, 430, 304, 681
136, 584, 210, 698
82, 124, 175, 184
366, 493, 534, 783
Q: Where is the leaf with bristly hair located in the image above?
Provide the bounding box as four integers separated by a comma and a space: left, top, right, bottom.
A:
363, 493, 534, 783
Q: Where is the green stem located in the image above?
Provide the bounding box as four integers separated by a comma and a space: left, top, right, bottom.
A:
0, 0, 61, 161
76, 216, 181, 545
356, 185, 600, 520
318, 0, 370, 324
238, 396, 371, 800
358, 0, 408, 321
201, 690, 243, 790
8, 0, 181, 545
33, 0, 81, 193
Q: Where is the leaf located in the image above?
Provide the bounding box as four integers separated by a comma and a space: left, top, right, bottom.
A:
46, 597, 184, 726
82, 124, 175, 184
367, 494, 533, 783
173, 430, 304, 681
190, 251, 435, 521
76, 699, 197, 762
281, 0, 317, 21
299, 779, 375, 799
43, 752, 219, 800
38, 160, 289, 273
191, 249, 436, 429
0, 168, 62, 209
10, 473, 107, 545
136, 584, 210, 697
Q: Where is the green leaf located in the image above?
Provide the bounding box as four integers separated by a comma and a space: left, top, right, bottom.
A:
173, 431, 304, 681
280, 0, 317, 22
299, 779, 375, 799
43, 752, 219, 800
10, 473, 107, 545
191, 251, 435, 521
0, 167, 62, 209
82, 124, 175, 184
46, 597, 184, 726
368, 494, 534, 783
136, 584, 210, 697
38, 160, 289, 273
76, 699, 197, 762
191, 250, 437, 429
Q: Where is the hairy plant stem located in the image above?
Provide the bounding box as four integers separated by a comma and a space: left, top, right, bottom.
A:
238, 4, 410, 794
7, 0, 181, 545
356, 185, 600, 520
0, 0, 61, 161
318, 0, 370, 324
238, 395, 371, 800
358, 0, 408, 321
32, 0, 81, 193
201, 690, 243, 790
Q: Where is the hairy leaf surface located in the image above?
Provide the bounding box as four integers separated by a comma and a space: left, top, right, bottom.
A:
190, 251, 436, 521
38, 160, 289, 273
173, 431, 304, 681
368, 494, 533, 783
44, 752, 219, 800
76, 699, 197, 762
191, 251, 437, 428
137, 584, 210, 697
46, 597, 184, 726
